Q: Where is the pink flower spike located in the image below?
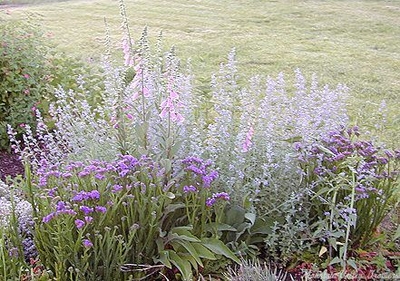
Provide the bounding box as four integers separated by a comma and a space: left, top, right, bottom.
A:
242, 126, 255, 153
23, 74, 30, 79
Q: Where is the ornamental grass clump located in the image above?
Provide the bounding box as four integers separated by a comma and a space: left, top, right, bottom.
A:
297, 126, 400, 268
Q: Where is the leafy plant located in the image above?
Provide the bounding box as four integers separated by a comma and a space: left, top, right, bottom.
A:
0, 18, 50, 150
297, 126, 400, 270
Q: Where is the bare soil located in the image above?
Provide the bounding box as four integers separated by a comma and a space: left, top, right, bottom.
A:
0, 150, 24, 181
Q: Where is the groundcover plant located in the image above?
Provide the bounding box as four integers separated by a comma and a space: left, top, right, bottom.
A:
2, 1, 400, 280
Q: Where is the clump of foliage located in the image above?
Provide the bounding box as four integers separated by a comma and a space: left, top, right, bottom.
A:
297, 126, 400, 270
0, 18, 49, 150
3, 0, 399, 279
0, 17, 104, 151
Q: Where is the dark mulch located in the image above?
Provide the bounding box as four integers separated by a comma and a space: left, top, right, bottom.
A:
0, 150, 24, 182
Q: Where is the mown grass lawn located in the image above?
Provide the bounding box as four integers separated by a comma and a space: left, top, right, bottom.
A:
1, 0, 399, 146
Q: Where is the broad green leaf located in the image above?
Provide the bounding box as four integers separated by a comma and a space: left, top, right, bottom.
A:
201, 238, 241, 264
153, 250, 172, 268
244, 212, 256, 225
224, 205, 245, 226
163, 203, 185, 215
205, 222, 237, 232
169, 251, 193, 281
182, 253, 199, 273
394, 224, 400, 240
168, 232, 201, 243
329, 257, 342, 265
171, 226, 194, 232
347, 258, 357, 270
251, 218, 274, 235
170, 240, 203, 267
192, 243, 216, 260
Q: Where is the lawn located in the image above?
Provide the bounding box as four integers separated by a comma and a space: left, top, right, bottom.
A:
1, 0, 399, 147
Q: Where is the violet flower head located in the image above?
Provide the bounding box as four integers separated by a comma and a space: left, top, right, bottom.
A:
42, 213, 55, 224
206, 197, 217, 207
80, 206, 94, 215
56, 201, 66, 212
75, 219, 85, 229
112, 184, 123, 193
183, 185, 198, 193
95, 206, 107, 213
88, 190, 100, 200
206, 192, 230, 207
82, 239, 93, 248
85, 216, 93, 224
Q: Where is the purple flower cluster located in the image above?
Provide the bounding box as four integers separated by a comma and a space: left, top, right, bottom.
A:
206, 192, 230, 207
182, 157, 219, 188
42, 201, 77, 223
183, 185, 198, 193
115, 155, 140, 177
72, 190, 101, 202
303, 127, 399, 185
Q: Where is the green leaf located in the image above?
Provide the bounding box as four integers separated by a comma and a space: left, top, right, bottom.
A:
153, 250, 172, 268
329, 257, 342, 265
393, 224, 400, 240
251, 218, 273, 235
169, 251, 193, 281
192, 243, 216, 260
205, 222, 237, 232
347, 258, 357, 270
244, 212, 256, 225
201, 238, 241, 264
183, 254, 199, 273
169, 228, 201, 243
224, 205, 245, 226
170, 239, 203, 267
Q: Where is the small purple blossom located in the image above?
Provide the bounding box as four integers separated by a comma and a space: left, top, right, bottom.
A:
213, 192, 230, 201
88, 190, 100, 200
95, 173, 105, 180
79, 206, 94, 215
206, 192, 230, 207
95, 206, 107, 213
56, 201, 66, 212
183, 185, 197, 193
75, 219, 85, 229
42, 213, 55, 223
112, 184, 123, 193
206, 197, 217, 207
48, 187, 57, 197
82, 239, 93, 248
85, 216, 93, 224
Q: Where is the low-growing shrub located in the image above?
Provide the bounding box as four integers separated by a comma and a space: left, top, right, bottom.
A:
0, 18, 49, 150
0, 17, 104, 151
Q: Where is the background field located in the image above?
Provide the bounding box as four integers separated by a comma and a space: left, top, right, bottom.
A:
1, 0, 399, 146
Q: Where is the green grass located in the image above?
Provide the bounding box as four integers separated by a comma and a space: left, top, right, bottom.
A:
1, 0, 399, 146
